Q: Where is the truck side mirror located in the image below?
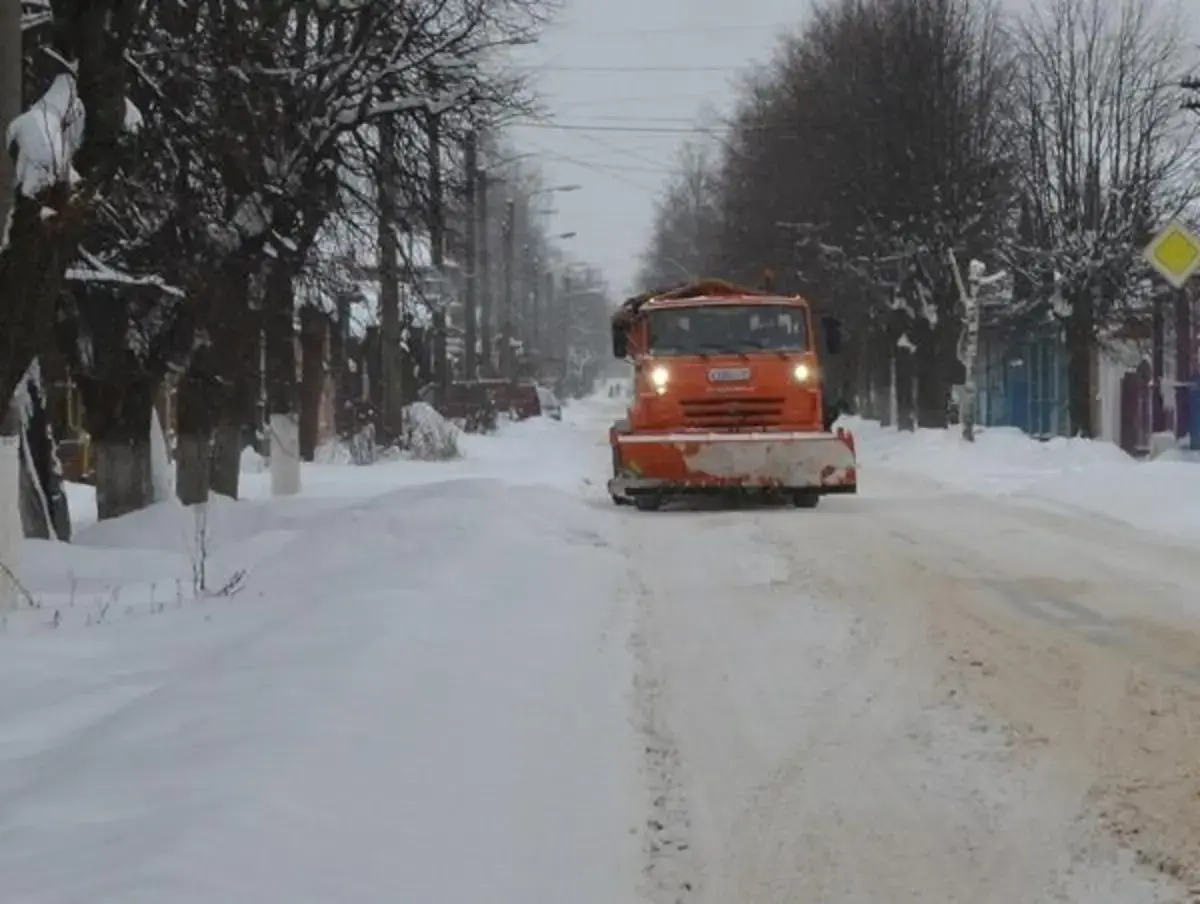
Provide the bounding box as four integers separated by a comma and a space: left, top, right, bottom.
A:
820, 316, 843, 355
612, 325, 627, 359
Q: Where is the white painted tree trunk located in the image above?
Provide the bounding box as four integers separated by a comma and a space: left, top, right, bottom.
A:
0, 435, 22, 611
270, 412, 301, 497
150, 406, 174, 502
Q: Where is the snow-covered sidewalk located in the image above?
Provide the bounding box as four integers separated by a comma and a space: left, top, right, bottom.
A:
845, 416, 1200, 542
0, 406, 640, 904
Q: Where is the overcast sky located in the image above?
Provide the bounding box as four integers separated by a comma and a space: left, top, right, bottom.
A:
505, 0, 806, 297
507, 0, 1200, 299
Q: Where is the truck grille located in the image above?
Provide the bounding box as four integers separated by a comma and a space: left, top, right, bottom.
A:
680, 397, 785, 428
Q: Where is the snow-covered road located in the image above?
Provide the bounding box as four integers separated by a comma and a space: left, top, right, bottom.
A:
3, 394, 1200, 901
625, 471, 1200, 902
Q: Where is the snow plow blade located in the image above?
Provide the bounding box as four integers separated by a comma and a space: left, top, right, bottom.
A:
609, 428, 857, 501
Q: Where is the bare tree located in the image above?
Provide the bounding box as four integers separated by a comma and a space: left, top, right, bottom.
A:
637, 139, 722, 289
1004, 0, 1194, 437
643, 0, 1014, 426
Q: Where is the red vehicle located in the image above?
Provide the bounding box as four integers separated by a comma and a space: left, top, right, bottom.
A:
421, 379, 543, 427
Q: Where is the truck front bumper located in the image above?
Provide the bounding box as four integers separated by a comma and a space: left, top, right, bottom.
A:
608, 429, 857, 498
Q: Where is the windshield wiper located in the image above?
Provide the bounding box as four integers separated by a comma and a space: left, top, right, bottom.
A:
738, 339, 787, 359
695, 341, 747, 360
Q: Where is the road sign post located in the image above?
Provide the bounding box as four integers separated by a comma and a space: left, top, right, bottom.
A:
1144, 220, 1200, 446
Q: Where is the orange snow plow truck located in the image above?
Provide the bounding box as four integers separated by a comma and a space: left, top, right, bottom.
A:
608, 279, 857, 511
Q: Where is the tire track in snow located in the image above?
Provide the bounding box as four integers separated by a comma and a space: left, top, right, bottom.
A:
629, 570, 697, 904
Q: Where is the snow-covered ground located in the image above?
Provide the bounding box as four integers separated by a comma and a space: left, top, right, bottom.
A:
847, 416, 1200, 543
1, 406, 640, 903
4, 394, 1200, 901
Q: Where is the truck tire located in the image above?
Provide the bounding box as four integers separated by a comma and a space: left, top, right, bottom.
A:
634, 495, 662, 512
792, 491, 820, 509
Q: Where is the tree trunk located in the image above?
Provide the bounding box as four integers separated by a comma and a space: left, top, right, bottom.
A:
298, 304, 325, 462
84, 378, 157, 520
915, 319, 959, 429
0, 403, 22, 610
18, 369, 71, 541
264, 262, 300, 495
210, 416, 241, 499
174, 370, 213, 505
894, 348, 916, 431
1066, 289, 1095, 438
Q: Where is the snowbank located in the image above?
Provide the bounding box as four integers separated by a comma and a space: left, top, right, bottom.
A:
846, 416, 1200, 542
19, 394, 617, 623
0, 431, 639, 901
401, 401, 460, 460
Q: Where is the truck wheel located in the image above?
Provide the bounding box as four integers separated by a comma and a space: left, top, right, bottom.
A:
634, 495, 662, 512
792, 492, 820, 509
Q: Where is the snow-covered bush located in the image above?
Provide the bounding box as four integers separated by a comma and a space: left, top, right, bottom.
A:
313, 440, 351, 465
401, 402, 460, 461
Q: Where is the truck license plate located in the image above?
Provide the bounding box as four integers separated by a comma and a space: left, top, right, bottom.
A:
708, 367, 750, 382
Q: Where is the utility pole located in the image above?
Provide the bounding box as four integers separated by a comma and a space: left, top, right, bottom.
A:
501, 198, 516, 378
426, 99, 447, 396
560, 270, 573, 387
0, 0, 22, 605
376, 116, 404, 440
1153, 287, 1166, 433
0, 0, 17, 231
1180, 78, 1199, 442
463, 132, 478, 380
535, 266, 552, 357
478, 169, 492, 374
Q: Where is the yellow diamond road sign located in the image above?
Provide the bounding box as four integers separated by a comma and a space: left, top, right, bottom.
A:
1144, 220, 1200, 288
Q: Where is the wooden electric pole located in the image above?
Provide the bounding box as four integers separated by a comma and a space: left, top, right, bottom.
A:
501, 198, 516, 377
478, 169, 492, 374
463, 132, 478, 380
426, 103, 447, 395
0, 0, 17, 233
376, 116, 404, 440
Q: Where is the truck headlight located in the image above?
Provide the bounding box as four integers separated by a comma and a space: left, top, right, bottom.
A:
792, 362, 812, 382
650, 366, 670, 393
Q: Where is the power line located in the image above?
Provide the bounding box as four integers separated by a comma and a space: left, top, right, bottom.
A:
513, 121, 720, 134
546, 24, 779, 36
552, 121, 675, 172
518, 141, 663, 192
545, 93, 716, 107
552, 114, 716, 124
518, 64, 744, 73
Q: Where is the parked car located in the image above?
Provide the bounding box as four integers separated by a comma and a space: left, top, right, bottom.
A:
535, 385, 562, 420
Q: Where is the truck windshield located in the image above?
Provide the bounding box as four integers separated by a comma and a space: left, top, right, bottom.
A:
646, 305, 808, 355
